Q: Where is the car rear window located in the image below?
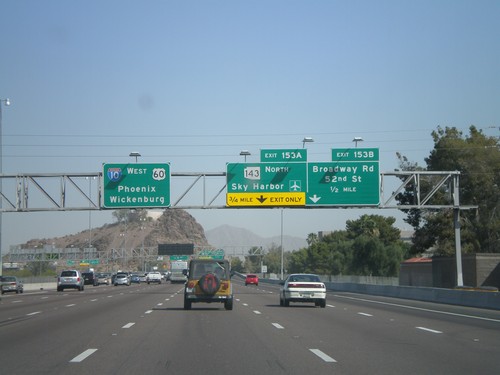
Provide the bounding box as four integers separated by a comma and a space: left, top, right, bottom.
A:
289, 275, 320, 282
61, 271, 77, 277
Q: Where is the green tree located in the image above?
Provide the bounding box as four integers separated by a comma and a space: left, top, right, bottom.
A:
230, 257, 244, 273
397, 126, 500, 255
262, 243, 283, 274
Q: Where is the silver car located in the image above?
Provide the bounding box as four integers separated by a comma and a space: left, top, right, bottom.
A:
57, 270, 84, 292
0, 276, 24, 294
114, 272, 131, 286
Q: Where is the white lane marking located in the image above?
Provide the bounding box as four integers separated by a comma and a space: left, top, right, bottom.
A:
327, 304, 335, 308
27, 311, 42, 316
65, 304, 76, 307
145, 310, 153, 314
90, 299, 98, 302
253, 310, 262, 315
309, 349, 337, 363
41, 297, 49, 299
165, 298, 170, 301
70, 349, 98, 363
12, 300, 22, 303
358, 312, 373, 317
335, 294, 500, 323
416, 326, 442, 334
122, 322, 135, 329
107, 295, 113, 298
272, 323, 284, 329
242, 303, 248, 306
157, 303, 163, 306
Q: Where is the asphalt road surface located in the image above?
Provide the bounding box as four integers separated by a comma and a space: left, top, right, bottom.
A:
1, 279, 499, 374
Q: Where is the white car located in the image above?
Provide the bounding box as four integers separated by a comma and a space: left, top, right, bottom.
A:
146, 271, 162, 284
280, 273, 326, 308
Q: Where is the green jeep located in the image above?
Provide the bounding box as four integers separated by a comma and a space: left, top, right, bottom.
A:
183, 259, 233, 310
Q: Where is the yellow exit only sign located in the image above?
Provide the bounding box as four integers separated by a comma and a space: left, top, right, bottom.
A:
226, 192, 305, 207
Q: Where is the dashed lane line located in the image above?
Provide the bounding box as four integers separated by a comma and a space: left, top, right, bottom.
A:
70, 349, 98, 363
416, 326, 442, 334
357, 312, 373, 317
309, 349, 337, 363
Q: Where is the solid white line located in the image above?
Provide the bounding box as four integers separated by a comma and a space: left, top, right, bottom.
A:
70, 349, 98, 363
358, 312, 373, 317
416, 326, 442, 334
27, 311, 42, 316
122, 322, 135, 329
335, 294, 500, 323
309, 349, 337, 363
272, 323, 284, 329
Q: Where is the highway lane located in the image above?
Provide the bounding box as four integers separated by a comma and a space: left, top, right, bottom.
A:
0, 280, 499, 374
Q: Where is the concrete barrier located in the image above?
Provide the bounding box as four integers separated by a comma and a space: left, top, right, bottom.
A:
249, 274, 500, 310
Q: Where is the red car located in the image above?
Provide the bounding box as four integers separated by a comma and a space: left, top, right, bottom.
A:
245, 274, 259, 286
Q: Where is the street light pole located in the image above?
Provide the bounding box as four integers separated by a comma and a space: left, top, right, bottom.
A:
302, 137, 314, 148
352, 137, 363, 148
280, 209, 284, 280
0, 98, 11, 276
129, 151, 141, 163
239, 150, 251, 162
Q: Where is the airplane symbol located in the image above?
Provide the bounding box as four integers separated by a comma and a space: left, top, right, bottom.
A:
290, 180, 301, 191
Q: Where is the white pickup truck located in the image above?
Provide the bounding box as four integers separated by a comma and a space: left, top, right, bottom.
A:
146, 271, 162, 284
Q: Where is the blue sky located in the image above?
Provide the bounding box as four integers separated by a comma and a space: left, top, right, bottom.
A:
1, 1, 499, 252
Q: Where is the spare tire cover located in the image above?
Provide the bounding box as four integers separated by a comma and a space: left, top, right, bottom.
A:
198, 273, 220, 294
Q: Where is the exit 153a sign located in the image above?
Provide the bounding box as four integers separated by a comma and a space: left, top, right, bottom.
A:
260, 149, 307, 162
103, 163, 170, 208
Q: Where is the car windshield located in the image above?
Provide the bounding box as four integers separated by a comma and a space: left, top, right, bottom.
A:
288, 275, 320, 282
2, 276, 16, 282
191, 262, 228, 279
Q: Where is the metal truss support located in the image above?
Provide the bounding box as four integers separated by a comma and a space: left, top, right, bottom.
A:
1, 170, 474, 286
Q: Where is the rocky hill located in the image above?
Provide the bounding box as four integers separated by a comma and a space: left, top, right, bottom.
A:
23, 209, 210, 251
18, 212, 307, 258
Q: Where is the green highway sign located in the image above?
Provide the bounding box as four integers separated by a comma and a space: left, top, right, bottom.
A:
170, 255, 189, 261
260, 149, 307, 162
332, 148, 379, 162
226, 162, 307, 194
103, 163, 170, 208
198, 248, 225, 259
307, 161, 380, 206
